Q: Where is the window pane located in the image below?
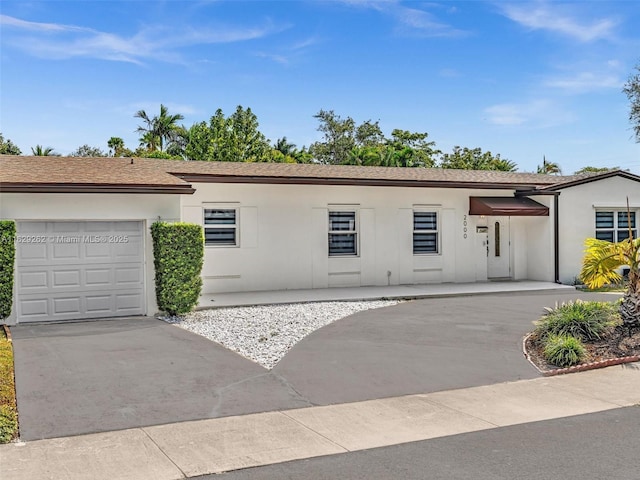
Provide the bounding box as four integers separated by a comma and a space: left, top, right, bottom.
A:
617, 230, 637, 242
205, 228, 236, 245
329, 212, 356, 231
618, 212, 636, 229
329, 233, 356, 255
205, 209, 236, 225
413, 232, 438, 254
414, 212, 437, 231
595, 230, 614, 242
595, 212, 614, 229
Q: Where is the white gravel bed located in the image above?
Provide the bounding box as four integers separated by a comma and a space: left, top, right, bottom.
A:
161, 300, 399, 369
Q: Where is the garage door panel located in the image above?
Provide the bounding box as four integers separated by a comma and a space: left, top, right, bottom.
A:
52, 270, 81, 287
17, 221, 145, 322
85, 268, 112, 286
19, 271, 48, 290
18, 243, 48, 262
52, 243, 81, 260
115, 266, 142, 284
84, 242, 112, 259
83, 222, 111, 233
85, 295, 113, 313
51, 222, 81, 233
53, 297, 82, 315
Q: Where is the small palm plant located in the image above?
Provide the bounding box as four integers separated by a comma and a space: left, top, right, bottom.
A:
580, 204, 640, 333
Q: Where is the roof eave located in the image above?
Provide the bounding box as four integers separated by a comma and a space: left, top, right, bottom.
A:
173, 173, 552, 190
0, 183, 195, 194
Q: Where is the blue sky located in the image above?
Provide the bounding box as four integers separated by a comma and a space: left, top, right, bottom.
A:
1, 0, 639, 174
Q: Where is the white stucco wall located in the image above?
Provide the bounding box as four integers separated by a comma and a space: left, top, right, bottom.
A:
182, 182, 549, 294
0, 193, 181, 323
557, 176, 640, 284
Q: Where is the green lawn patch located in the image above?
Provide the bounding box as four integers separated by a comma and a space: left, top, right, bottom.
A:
0, 327, 18, 443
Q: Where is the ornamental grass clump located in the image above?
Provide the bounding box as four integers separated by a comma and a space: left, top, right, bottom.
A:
543, 334, 587, 368
535, 300, 620, 342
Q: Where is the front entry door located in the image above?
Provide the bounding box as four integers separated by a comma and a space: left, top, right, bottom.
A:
487, 217, 510, 279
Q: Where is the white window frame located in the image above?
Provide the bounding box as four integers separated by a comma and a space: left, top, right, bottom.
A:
413, 209, 440, 255
203, 206, 239, 247
328, 208, 359, 257
595, 209, 637, 242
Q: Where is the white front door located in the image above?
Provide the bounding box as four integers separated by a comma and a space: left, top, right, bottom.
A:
487, 217, 511, 279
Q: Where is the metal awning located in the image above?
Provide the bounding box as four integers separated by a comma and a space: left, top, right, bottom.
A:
469, 196, 549, 216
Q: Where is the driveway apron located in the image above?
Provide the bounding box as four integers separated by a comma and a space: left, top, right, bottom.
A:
11, 318, 310, 440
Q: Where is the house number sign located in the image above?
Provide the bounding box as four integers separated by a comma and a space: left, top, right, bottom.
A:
463, 215, 468, 239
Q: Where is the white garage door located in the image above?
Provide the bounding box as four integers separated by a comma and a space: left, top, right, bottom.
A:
16, 221, 145, 323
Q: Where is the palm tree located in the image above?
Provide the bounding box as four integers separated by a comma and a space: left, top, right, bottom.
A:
537, 156, 561, 175
135, 104, 184, 152
274, 137, 296, 156
580, 206, 640, 332
31, 145, 59, 156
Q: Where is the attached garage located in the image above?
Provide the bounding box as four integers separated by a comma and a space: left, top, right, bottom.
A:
16, 221, 145, 323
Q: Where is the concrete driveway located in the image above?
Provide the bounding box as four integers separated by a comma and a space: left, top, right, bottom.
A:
11, 291, 614, 440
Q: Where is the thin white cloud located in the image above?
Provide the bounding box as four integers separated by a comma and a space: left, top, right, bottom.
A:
499, 2, 618, 42
337, 0, 468, 38
484, 99, 574, 128
0, 14, 287, 64
393, 6, 468, 37
544, 72, 621, 93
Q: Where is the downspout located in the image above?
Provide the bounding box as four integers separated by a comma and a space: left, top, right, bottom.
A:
554, 193, 560, 284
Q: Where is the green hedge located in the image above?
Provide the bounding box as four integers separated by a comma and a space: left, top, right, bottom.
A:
0, 221, 16, 320
151, 222, 204, 315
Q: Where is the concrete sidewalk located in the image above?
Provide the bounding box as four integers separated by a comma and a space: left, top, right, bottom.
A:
198, 280, 575, 308
2, 363, 638, 480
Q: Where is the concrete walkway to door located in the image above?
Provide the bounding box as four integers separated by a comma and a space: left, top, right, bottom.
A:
198, 280, 575, 308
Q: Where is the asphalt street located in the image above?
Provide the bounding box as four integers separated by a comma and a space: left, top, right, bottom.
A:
208, 406, 640, 480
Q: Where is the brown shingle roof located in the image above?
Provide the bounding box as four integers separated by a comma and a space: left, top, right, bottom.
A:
0, 155, 612, 193
0, 156, 193, 193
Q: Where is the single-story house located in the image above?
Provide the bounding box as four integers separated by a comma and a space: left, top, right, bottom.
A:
1, 156, 638, 324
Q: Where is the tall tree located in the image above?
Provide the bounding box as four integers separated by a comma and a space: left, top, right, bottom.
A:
574, 166, 618, 174
68, 144, 106, 157
135, 104, 185, 152
0, 133, 21, 155
184, 106, 271, 162
537, 156, 561, 175
309, 110, 356, 165
386, 129, 439, 168
31, 145, 59, 156
623, 63, 640, 142
439, 146, 516, 171
107, 137, 134, 157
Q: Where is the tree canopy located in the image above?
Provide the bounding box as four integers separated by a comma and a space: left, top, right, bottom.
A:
0, 133, 21, 155
439, 146, 516, 172
68, 144, 107, 157
31, 145, 59, 156
623, 63, 640, 143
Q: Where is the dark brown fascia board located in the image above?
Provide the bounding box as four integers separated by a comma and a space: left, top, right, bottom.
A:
0, 183, 196, 194
541, 170, 640, 191
173, 173, 552, 191
515, 189, 560, 196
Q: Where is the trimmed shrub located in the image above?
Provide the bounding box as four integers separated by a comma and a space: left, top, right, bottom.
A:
151, 222, 204, 316
534, 300, 620, 342
543, 334, 587, 368
0, 221, 16, 320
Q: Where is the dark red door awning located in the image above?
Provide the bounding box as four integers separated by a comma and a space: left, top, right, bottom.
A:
469, 196, 549, 216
